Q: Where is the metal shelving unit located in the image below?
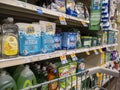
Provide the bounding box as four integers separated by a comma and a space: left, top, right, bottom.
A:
0, 0, 119, 90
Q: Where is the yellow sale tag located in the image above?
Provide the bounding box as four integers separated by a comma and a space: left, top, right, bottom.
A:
70, 53, 78, 61
60, 55, 66, 61
99, 48, 103, 53
60, 55, 68, 64
86, 51, 90, 55
59, 16, 67, 25
70, 53, 76, 58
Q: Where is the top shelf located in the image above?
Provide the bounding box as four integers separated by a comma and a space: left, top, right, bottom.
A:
0, 0, 89, 26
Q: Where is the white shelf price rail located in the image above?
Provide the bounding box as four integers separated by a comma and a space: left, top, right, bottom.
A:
0, 44, 118, 68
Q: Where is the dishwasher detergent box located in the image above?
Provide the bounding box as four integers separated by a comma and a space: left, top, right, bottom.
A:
62, 32, 77, 50
41, 32, 55, 53
16, 23, 41, 56
54, 34, 62, 50
40, 21, 56, 53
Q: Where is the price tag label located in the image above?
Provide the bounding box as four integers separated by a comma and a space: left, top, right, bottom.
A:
94, 49, 99, 55
81, 21, 88, 27
99, 48, 103, 53
70, 53, 78, 61
59, 16, 67, 25
86, 51, 90, 55
60, 55, 68, 64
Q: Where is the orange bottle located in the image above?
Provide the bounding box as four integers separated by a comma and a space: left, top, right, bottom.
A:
47, 63, 58, 90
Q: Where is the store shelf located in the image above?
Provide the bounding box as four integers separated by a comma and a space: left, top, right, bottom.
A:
0, 44, 118, 69
0, 0, 89, 26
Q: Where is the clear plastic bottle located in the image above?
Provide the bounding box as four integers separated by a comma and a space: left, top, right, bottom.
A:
1, 17, 18, 58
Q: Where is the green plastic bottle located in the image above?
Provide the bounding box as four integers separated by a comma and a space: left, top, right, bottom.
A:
13, 65, 25, 81
16, 65, 37, 90
0, 70, 17, 90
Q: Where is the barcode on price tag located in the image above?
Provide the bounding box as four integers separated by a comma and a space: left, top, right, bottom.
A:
70, 53, 78, 61
59, 16, 67, 25
60, 55, 68, 64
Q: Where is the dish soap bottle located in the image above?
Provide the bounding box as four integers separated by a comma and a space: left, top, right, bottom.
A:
1, 17, 18, 58
16, 65, 37, 90
47, 63, 58, 90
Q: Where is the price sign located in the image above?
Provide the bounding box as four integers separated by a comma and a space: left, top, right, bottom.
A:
59, 16, 67, 25
94, 49, 99, 55
86, 51, 90, 55
99, 48, 103, 53
60, 55, 68, 64
70, 53, 78, 61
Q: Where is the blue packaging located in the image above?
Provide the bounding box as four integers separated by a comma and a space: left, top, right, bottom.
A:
41, 32, 55, 53
66, 8, 78, 17
54, 34, 62, 50
17, 23, 41, 56
40, 21, 56, 53
62, 32, 77, 50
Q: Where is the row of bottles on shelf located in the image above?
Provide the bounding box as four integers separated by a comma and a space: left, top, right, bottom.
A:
0, 49, 119, 90
19, 0, 89, 20
0, 17, 118, 59
0, 54, 86, 90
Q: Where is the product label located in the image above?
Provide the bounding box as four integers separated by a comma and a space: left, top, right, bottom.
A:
3, 36, 18, 56
26, 26, 35, 35
46, 23, 54, 34
58, 65, 70, 88
69, 62, 77, 86
54, 35, 62, 50
84, 41, 91, 46
23, 80, 32, 88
